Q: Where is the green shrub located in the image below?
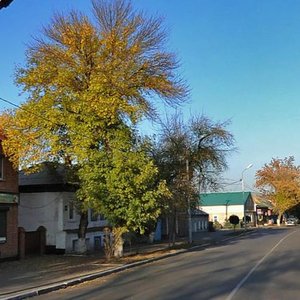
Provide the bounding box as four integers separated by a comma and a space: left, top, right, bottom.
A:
223, 221, 234, 229
229, 215, 240, 230
213, 220, 223, 230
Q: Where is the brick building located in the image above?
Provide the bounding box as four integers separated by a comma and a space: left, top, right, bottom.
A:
0, 134, 19, 259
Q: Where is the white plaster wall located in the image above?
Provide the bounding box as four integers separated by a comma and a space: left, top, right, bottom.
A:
199, 205, 244, 224
20, 191, 109, 251
62, 193, 108, 230
56, 231, 67, 249
19, 192, 62, 246
65, 232, 105, 253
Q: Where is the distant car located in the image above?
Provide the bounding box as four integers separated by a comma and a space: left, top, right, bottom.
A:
286, 218, 297, 226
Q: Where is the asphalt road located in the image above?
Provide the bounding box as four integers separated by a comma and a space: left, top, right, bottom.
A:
37, 227, 300, 300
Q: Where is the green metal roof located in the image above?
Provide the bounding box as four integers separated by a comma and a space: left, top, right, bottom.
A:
199, 192, 252, 206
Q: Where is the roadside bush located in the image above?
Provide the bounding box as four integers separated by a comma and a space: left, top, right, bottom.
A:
223, 221, 234, 229
213, 220, 223, 230
229, 215, 240, 230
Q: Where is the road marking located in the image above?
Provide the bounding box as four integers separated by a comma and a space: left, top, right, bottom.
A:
225, 229, 297, 300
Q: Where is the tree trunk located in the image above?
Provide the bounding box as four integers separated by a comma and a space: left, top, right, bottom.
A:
76, 211, 88, 254
104, 227, 113, 261
113, 235, 124, 258
277, 213, 282, 226
113, 227, 127, 258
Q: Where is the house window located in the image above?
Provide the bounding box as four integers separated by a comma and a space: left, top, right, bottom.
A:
94, 236, 102, 250
198, 221, 201, 230
68, 202, 75, 220
194, 222, 197, 232
0, 156, 3, 180
90, 209, 106, 222
90, 209, 99, 222
0, 208, 8, 243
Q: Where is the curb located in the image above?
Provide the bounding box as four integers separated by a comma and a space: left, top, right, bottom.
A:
1, 249, 187, 300
1, 230, 254, 300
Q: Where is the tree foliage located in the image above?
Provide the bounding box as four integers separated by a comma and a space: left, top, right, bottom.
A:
0, 0, 187, 247
153, 113, 235, 196
188, 115, 236, 191
255, 156, 300, 222
77, 128, 170, 234
2, 0, 188, 171
151, 113, 235, 241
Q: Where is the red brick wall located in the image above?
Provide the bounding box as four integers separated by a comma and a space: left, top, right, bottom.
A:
0, 204, 18, 258
0, 140, 19, 259
0, 143, 18, 193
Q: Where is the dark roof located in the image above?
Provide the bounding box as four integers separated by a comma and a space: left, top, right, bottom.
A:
19, 163, 77, 193
192, 208, 208, 216
19, 163, 67, 186
200, 192, 252, 206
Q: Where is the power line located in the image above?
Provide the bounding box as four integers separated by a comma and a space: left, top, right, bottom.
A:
0, 96, 20, 109
0, 95, 144, 160
0, 96, 95, 144
0, 96, 61, 126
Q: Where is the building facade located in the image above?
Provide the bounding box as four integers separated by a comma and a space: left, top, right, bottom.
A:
0, 136, 19, 259
19, 163, 108, 254
199, 192, 256, 226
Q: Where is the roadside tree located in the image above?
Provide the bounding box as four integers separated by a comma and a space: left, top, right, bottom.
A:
151, 113, 235, 243
0, 0, 187, 254
255, 156, 300, 226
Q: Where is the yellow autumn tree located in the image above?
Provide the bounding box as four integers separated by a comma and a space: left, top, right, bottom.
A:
255, 156, 300, 225
1, 0, 187, 254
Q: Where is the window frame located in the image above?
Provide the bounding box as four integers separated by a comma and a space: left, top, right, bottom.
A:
90, 209, 99, 222
68, 202, 75, 221
0, 208, 8, 243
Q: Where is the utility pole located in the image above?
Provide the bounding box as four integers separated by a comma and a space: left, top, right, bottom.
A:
241, 164, 253, 231
186, 158, 192, 244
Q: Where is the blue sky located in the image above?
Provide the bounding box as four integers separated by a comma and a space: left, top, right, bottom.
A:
1, 0, 300, 191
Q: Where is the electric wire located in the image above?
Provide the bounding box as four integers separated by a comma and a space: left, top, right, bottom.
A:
0, 95, 93, 145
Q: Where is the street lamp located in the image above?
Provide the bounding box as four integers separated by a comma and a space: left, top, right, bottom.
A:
242, 164, 253, 230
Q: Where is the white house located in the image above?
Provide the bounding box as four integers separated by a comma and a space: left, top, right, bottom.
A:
19, 163, 108, 254
199, 192, 256, 226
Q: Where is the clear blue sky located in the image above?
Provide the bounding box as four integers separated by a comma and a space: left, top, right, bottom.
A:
1, 0, 300, 191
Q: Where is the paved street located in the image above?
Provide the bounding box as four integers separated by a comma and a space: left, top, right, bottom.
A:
36, 227, 300, 300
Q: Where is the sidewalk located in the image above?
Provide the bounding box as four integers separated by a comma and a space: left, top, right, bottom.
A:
0, 229, 247, 300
